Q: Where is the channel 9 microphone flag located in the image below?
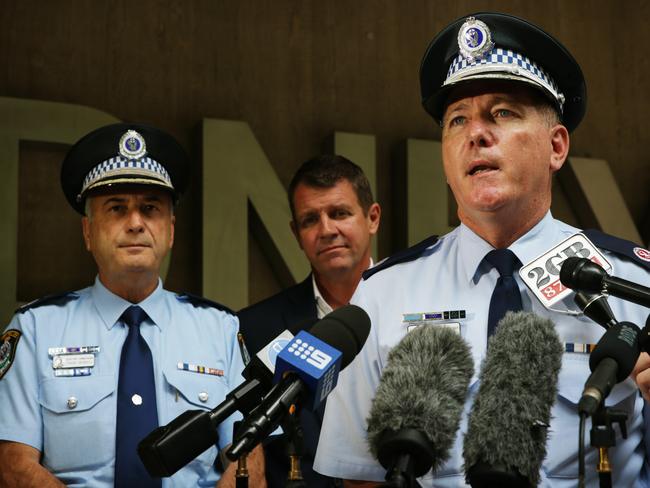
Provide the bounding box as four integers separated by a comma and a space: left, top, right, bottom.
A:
463, 312, 563, 488
366, 325, 474, 484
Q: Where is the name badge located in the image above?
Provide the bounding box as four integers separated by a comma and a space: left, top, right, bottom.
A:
407, 322, 461, 334
52, 353, 95, 369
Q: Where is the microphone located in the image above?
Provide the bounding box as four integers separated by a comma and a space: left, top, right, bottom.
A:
226, 304, 371, 460
560, 257, 650, 308
573, 291, 618, 330
463, 312, 563, 488
578, 321, 642, 416
366, 325, 473, 487
138, 329, 294, 477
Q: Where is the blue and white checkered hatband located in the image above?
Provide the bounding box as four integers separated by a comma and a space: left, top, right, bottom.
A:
78, 156, 173, 200
444, 47, 565, 111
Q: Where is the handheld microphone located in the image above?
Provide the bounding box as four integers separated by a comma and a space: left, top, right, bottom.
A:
463, 312, 563, 488
578, 321, 642, 416
560, 257, 650, 308
138, 329, 294, 477
226, 305, 371, 461
366, 325, 473, 487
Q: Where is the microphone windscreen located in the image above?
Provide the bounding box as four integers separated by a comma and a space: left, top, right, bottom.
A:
588, 321, 640, 381
367, 325, 474, 474
309, 304, 371, 369
463, 311, 563, 486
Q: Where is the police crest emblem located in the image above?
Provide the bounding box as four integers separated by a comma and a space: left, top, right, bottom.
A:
0, 329, 21, 380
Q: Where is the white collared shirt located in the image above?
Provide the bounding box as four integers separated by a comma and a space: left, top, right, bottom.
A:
312, 258, 374, 319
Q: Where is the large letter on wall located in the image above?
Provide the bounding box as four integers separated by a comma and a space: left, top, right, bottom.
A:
202, 119, 309, 310
0, 97, 119, 324
559, 157, 642, 244
332, 132, 377, 258
405, 139, 454, 245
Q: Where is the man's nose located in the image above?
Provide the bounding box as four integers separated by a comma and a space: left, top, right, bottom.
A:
318, 215, 337, 236
126, 209, 145, 232
468, 118, 495, 148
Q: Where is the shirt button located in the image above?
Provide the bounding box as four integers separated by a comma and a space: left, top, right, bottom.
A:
198, 391, 209, 403
67, 396, 78, 409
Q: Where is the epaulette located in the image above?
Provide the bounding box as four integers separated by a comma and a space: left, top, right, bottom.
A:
176, 292, 236, 316
363, 235, 439, 281
583, 229, 650, 271
15, 292, 79, 314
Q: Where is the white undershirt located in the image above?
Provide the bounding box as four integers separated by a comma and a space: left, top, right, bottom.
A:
311, 258, 374, 319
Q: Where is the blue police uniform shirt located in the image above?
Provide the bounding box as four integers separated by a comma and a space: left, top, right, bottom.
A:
314, 212, 650, 487
0, 277, 245, 487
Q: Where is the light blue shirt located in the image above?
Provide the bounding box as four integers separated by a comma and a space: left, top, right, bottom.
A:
315, 212, 650, 487
0, 277, 245, 487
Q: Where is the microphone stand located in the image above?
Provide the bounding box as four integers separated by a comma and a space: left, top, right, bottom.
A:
282, 408, 307, 488
233, 421, 249, 488
589, 404, 627, 488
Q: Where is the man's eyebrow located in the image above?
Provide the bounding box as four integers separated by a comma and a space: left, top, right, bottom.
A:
101, 196, 127, 206
445, 100, 469, 115
489, 94, 521, 105
142, 195, 163, 202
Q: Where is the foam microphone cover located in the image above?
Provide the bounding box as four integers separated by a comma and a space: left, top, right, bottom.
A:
367, 325, 474, 475
463, 311, 563, 487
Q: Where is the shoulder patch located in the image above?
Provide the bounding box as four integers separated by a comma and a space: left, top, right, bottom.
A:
583, 229, 650, 271
363, 235, 439, 281
0, 329, 21, 380
176, 292, 236, 316
15, 292, 79, 314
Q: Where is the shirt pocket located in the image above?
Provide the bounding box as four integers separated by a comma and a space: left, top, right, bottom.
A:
38, 375, 115, 473
163, 368, 230, 414
161, 369, 230, 482
544, 354, 638, 479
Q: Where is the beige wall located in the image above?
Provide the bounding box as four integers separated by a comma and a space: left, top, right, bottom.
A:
1, 0, 648, 311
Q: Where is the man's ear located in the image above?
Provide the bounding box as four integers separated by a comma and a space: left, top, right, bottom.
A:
81, 217, 92, 252
549, 124, 570, 173
169, 214, 175, 249
367, 203, 381, 236
289, 220, 303, 249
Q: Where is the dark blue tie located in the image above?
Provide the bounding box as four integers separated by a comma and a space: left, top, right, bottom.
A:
114, 305, 161, 487
485, 249, 523, 337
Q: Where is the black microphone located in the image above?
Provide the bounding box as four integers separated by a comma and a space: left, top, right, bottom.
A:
366, 325, 473, 487
138, 329, 293, 477
463, 312, 563, 488
560, 257, 650, 308
578, 321, 642, 416
574, 291, 618, 330
226, 305, 371, 460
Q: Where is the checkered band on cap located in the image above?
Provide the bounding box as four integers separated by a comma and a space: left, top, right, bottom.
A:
444, 47, 566, 111
78, 156, 173, 199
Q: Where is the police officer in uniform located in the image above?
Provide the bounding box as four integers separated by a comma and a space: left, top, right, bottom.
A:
314, 13, 650, 487
0, 124, 265, 487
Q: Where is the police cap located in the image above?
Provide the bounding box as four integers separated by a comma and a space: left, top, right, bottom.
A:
420, 12, 586, 132
61, 123, 189, 214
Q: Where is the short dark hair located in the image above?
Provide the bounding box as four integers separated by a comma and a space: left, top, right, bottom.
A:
288, 155, 374, 219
